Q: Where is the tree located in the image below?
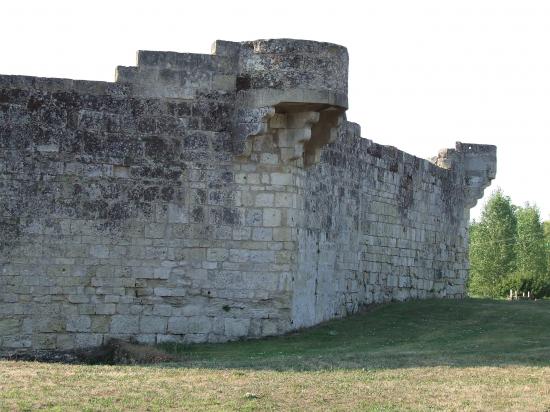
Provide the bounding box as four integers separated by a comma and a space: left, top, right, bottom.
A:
468, 191, 550, 298
515, 205, 547, 276
469, 190, 517, 297
498, 206, 550, 297
544, 221, 550, 273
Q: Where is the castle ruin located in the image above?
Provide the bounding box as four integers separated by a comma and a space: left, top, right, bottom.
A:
0, 39, 496, 351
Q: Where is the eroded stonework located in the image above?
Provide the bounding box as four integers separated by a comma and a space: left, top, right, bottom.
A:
0, 39, 496, 351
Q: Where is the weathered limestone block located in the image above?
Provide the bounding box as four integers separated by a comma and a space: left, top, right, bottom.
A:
140, 316, 167, 334
0, 319, 21, 336
66, 316, 91, 333
110, 316, 140, 335
224, 318, 250, 337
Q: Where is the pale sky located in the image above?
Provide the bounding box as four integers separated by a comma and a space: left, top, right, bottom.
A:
1, 0, 549, 221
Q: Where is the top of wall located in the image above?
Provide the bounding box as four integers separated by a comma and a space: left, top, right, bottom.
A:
114, 39, 348, 109
0, 39, 348, 108
0, 38, 495, 184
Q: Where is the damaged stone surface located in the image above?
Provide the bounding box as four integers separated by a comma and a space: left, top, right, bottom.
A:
0, 39, 496, 351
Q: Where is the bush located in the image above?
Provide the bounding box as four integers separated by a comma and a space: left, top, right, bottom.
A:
499, 271, 550, 298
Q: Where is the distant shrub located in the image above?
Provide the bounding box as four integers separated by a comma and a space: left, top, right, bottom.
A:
499, 271, 550, 298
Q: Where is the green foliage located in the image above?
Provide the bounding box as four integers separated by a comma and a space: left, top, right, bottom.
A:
469, 191, 550, 298
544, 221, 550, 238
545, 221, 550, 272
515, 205, 547, 276
469, 190, 517, 297
499, 271, 550, 298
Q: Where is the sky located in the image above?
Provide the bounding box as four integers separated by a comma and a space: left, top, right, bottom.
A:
1, 0, 549, 221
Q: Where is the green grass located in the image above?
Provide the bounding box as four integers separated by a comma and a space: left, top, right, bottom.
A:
2, 298, 550, 411
163, 298, 550, 370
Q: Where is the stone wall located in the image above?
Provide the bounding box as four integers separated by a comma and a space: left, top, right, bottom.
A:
0, 39, 496, 351
293, 124, 496, 328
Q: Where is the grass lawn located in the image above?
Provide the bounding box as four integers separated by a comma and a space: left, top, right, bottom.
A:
1, 298, 550, 411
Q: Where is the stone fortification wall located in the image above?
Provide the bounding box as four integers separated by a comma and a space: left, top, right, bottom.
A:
0, 39, 495, 351
293, 124, 495, 328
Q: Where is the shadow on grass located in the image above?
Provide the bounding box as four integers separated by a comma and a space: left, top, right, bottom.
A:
156, 298, 550, 371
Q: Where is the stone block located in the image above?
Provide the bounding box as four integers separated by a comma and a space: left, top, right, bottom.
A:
274, 193, 294, 208
249, 250, 275, 263
255, 193, 274, 207
32, 334, 57, 349
273, 228, 292, 242
0, 319, 21, 336
145, 223, 166, 238
74, 333, 104, 348
152, 305, 173, 316
90, 245, 109, 259
156, 334, 185, 344
167, 316, 187, 334
167, 204, 188, 224
252, 227, 273, 241
56, 334, 75, 350
95, 304, 116, 315
67, 294, 90, 304
154, 287, 186, 297
34, 317, 64, 333
187, 316, 212, 334
224, 318, 250, 337
91, 316, 111, 333
270, 173, 293, 186
260, 153, 279, 164
213, 74, 236, 91
153, 267, 171, 279
110, 315, 139, 334
140, 316, 167, 334
179, 304, 207, 316
263, 208, 281, 227
233, 227, 251, 240
183, 333, 208, 344
229, 249, 249, 263
66, 316, 91, 332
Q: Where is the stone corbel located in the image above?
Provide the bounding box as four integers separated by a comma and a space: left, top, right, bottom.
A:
270, 111, 320, 163
304, 108, 344, 166
232, 103, 345, 167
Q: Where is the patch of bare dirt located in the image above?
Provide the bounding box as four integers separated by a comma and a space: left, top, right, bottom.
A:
0, 339, 177, 365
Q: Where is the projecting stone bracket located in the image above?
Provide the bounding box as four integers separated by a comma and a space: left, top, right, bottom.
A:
233, 105, 344, 167
270, 111, 319, 163
303, 107, 344, 166
270, 107, 344, 166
